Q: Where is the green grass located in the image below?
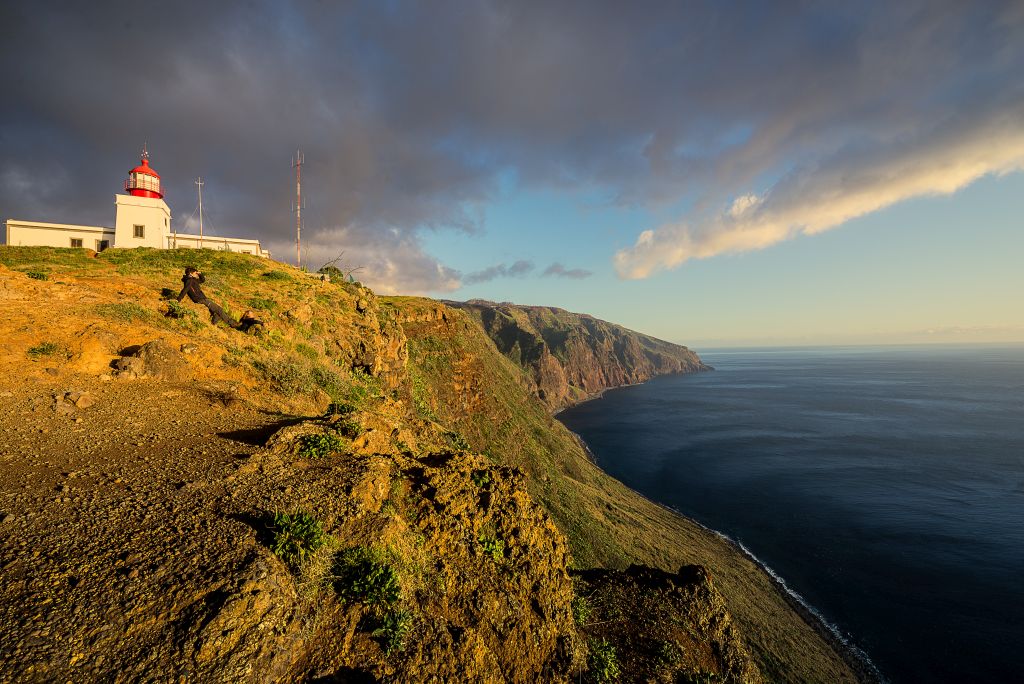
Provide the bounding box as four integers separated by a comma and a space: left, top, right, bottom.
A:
268, 511, 326, 568
27, 341, 63, 359
262, 269, 292, 281
331, 546, 401, 611
25, 270, 48, 281
588, 638, 620, 683
297, 432, 346, 458
95, 302, 152, 322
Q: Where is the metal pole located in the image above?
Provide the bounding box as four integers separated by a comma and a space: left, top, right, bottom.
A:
293, 150, 303, 268
195, 177, 205, 249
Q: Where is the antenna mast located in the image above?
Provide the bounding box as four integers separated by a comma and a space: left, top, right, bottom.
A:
292, 150, 304, 268
195, 177, 205, 248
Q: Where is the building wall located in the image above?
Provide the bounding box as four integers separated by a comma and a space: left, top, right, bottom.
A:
169, 233, 271, 257
5, 220, 114, 251
113, 195, 171, 249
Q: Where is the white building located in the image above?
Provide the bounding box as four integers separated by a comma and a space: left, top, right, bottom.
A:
4, 149, 271, 258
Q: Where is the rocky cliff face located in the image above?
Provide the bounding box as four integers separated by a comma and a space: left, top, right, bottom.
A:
447, 300, 710, 410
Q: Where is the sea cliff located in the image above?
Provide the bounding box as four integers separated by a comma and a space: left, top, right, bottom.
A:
0, 247, 860, 682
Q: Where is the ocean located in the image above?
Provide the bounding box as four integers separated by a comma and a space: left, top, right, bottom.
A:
557, 345, 1024, 684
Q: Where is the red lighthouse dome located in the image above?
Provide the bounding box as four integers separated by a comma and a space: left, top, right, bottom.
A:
125, 145, 163, 199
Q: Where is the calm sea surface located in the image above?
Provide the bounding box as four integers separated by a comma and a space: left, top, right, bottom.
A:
557, 345, 1024, 684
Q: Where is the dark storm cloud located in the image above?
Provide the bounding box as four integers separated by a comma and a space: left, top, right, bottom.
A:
2, 1, 1022, 290
463, 260, 534, 285
542, 263, 592, 280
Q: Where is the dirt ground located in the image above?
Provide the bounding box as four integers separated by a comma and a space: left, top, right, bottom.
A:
0, 373, 297, 680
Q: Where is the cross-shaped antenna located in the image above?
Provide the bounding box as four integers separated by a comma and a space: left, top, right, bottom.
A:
141, 142, 150, 160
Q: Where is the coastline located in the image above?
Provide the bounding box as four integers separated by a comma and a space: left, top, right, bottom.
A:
556, 373, 884, 684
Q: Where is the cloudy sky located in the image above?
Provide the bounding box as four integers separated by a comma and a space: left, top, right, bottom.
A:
2, 1, 1022, 345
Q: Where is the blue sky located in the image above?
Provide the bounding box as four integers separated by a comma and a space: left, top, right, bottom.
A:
426, 171, 1024, 346
1, 1, 1022, 346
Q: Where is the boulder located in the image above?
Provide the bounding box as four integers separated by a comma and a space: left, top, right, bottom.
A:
113, 340, 189, 380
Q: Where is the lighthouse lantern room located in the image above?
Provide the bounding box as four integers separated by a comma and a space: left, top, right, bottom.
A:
124, 146, 163, 199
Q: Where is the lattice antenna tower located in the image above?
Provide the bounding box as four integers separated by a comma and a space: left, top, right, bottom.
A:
292, 150, 305, 268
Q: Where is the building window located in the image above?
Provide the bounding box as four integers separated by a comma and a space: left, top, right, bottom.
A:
242, 250, 251, 254
70, 238, 83, 248
133, 224, 145, 238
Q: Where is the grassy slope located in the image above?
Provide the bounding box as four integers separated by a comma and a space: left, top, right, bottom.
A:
390, 296, 860, 684
0, 248, 859, 683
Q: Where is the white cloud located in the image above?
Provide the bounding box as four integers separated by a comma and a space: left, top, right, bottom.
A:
266, 225, 461, 295
615, 108, 1024, 279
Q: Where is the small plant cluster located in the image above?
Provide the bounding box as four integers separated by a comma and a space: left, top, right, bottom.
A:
325, 402, 357, 417
332, 545, 412, 654
332, 418, 364, 439
25, 270, 48, 281
588, 638, 621, 683
269, 511, 325, 568
298, 432, 346, 459
477, 533, 506, 563
262, 270, 292, 281
470, 469, 492, 489
571, 594, 592, 626
27, 341, 63, 359
445, 430, 471, 452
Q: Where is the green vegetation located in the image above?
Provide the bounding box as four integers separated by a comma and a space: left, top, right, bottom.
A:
470, 469, 491, 489
27, 341, 63, 359
477, 534, 506, 563
371, 607, 414, 654
298, 432, 347, 459
262, 269, 292, 281
295, 342, 319, 360
571, 594, 592, 626
332, 418, 364, 439
268, 511, 326, 568
247, 295, 278, 312
445, 430, 471, 452
655, 639, 683, 669
587, 638, 620, 683
332, 545, 402, 611
165, 300, 197, 319
25, 270, 48, 281
95, 302, 152, 322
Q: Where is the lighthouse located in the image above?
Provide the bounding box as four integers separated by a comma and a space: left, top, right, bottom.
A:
5, 145, 270, 257
124, 146, 163, 199
113, 146, 171, 249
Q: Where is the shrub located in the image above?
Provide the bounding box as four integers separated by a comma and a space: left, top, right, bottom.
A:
445, 430, 471, 452
27, 341, 62, 358
478, 534, 505, 563
332, 546, 401, 611
269, 511, 325, 567
262, 270, 292, 281
165, 300, 198, 320
571, 595, 592, 626
96, 302, 151, 322
371, 608, 414, 654
25, 271, 48, 281
588, 638, 620, 683
654, 639, 683, 669
247, 295, 278, 312
298, 432, 346, 459
470, 469, 492, 489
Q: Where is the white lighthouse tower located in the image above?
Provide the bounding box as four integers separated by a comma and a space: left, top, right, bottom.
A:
113, 145, 172, 249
